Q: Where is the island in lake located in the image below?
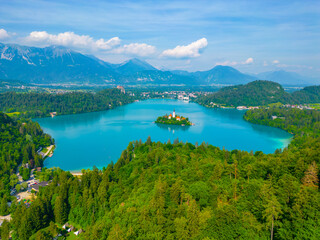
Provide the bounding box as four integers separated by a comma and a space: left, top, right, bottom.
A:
155, 110, 193, 126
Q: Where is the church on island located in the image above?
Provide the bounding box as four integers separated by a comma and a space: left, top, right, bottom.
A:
167, 110, 185, 121
155, 110, 193, 126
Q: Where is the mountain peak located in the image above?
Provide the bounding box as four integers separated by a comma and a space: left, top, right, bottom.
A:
117, 58, 157, 74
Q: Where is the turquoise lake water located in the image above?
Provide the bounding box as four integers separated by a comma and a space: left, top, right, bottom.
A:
36, 99, 292, 171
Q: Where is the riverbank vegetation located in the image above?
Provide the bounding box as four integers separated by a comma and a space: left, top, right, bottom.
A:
1, 106, 318, 239
0, 88, 135, 118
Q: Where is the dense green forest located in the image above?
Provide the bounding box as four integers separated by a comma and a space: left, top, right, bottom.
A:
244, 107, 320, 137
0, 88, 135, 118
291, 85, 320, 104
196, 80, 320, 107
0, 113, 53, 218
1, 107, 318, 239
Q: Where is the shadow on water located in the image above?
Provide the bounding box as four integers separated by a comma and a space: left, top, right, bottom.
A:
203, 107, 245, 120
250, 123, 293, 139
155, 123, 191, 132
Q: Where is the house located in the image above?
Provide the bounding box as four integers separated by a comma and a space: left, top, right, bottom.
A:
272, 116, 285, 120
74, 229, 85, 236
62, 223, 70, 229
117, 86, 125, 94
168, 114, 172, 119
176, 116, 181, 121
30, 181, 49, 192
236, 106, 248, 110
50, 112, 57, 117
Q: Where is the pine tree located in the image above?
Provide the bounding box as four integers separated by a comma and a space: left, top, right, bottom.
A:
107, 224, 125, 240
302, 161, 319, 188
54, 196, 67, 224
0, 220, 9, 240
263, 194, 282, 240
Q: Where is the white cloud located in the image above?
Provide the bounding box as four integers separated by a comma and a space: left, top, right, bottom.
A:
244, 57, 253, 64
263, 61, 268, 66
113, 43, 156, 57
161, 38, 208, 58
0, 29, 10, 39
272, 60, 279, 64
215, 57, 253, 66
24, 31, 120, 51
23, 31, 155, 57
215, 60, 238, 66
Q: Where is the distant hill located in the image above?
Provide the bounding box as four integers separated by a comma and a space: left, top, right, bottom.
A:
191, 65, 256, 85
196, 80, 294, 106
257, 70, 315, 86
292, 86, 320, 103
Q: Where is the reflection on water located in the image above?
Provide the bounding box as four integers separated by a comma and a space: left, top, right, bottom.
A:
155, 123, 190, 132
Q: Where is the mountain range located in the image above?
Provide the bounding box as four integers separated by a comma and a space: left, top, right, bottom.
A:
0, 43, 317, 86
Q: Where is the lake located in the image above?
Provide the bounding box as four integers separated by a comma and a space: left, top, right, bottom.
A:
36, 99, 292, 171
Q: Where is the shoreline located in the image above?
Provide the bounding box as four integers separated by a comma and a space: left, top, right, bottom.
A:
70, 171, 83, 176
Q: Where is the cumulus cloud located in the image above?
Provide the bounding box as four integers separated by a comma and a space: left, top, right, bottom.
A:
0, 29, 10, 39
23, 31, 156, 57
113, 43, 156, 57
24, 31, 120, 51
161, 38, 208, 58
272, 60, 279, 64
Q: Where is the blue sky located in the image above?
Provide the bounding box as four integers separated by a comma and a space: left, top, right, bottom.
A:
0, 0, 319, 77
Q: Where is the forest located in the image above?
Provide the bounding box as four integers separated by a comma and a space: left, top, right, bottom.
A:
0, 113, 53, 225
196, 80, 320, 107
0, 88, 135, 118
0, 106, 318, 239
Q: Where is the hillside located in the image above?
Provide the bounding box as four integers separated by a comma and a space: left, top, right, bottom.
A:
196, 80, 294, 106
9, 121, 320, 239
0, 88, 135, 118
0, 113, 52, 219
0, 43, 118, 84
291, 85, 320, 103
192, 65, 256, 85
